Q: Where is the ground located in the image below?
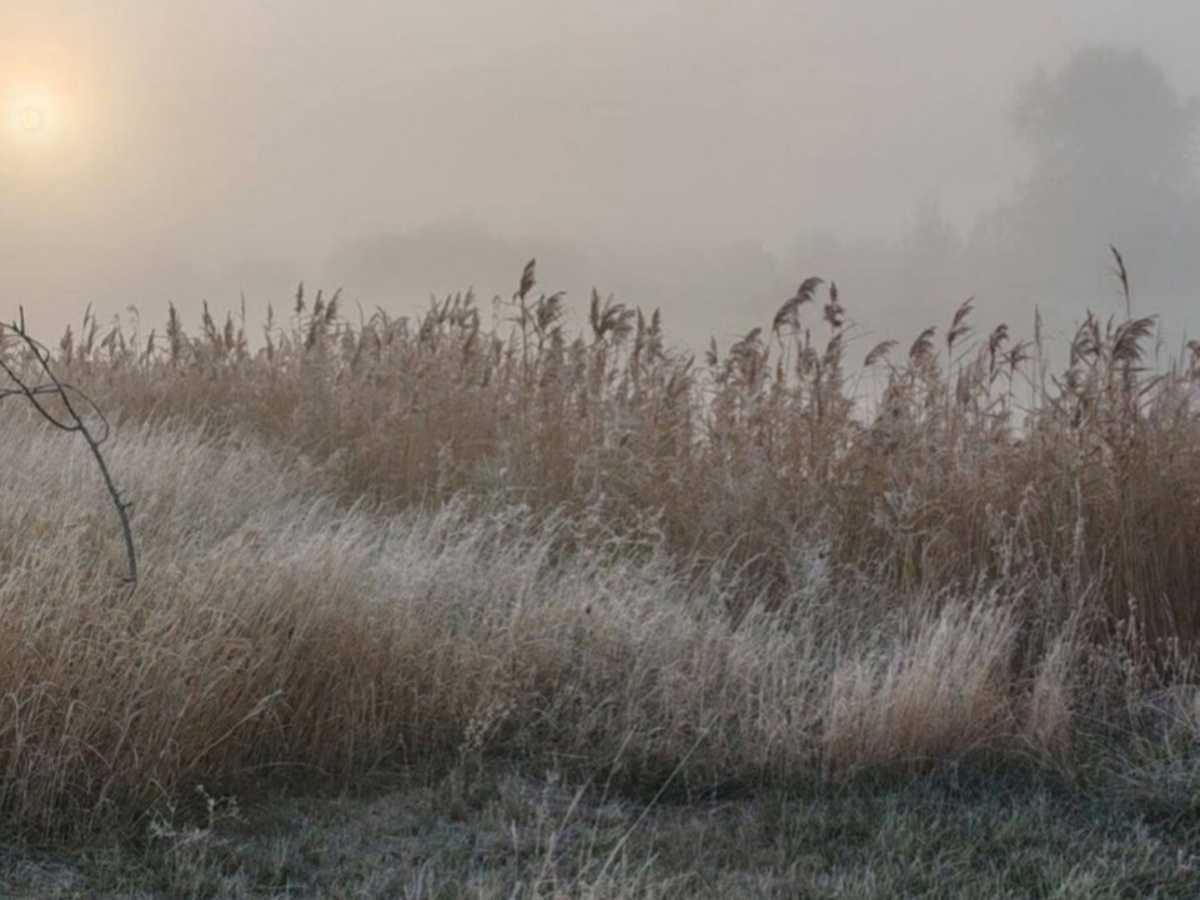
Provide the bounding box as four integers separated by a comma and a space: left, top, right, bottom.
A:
3, 758, 1198, 898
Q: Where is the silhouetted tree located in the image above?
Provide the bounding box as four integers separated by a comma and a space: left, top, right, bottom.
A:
976, 46, 1200, 307
1015, 46, 1198, 196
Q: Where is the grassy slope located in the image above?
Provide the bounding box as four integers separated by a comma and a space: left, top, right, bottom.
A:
3, 266, 1200, 894
0, 415, 1197, 896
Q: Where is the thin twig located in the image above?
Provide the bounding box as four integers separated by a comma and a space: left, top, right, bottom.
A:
0, 307, 138, 586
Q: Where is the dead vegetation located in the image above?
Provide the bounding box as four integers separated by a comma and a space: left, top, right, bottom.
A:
0, 308, 137, 585
51, 254, 1200, 662
2, 252, 1200, 846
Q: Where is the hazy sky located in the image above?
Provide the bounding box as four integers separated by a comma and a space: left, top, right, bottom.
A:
2, 1, 1199, 341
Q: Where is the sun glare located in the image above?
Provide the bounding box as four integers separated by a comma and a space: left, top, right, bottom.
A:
2, 62, 103, 183
19, 104, 46, 133
4, 84, 60, 145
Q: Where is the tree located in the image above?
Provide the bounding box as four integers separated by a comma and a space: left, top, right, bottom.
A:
1015, 46, 1198, 194
976, 46, 1200, 304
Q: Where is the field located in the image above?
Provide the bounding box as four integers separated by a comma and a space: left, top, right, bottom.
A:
1, 261, 1199, 896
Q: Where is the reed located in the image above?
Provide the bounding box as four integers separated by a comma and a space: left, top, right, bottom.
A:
49, 259, 1200, 666
4, 254, 1198, 839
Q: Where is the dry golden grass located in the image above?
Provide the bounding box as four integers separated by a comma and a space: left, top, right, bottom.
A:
0, 411, 1097, 842
45, 266, 1200, 658
2, 259, 1199, 844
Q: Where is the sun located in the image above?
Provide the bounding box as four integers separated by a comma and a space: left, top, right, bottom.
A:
4, 84, 59, 145
18, 103, 47, 134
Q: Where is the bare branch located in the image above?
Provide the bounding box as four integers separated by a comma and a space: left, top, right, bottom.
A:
0, 309, 138, 586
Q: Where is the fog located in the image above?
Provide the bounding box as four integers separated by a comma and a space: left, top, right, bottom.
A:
3, 1, 1200, 357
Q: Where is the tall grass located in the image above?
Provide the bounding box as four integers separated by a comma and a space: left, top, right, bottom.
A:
0, 415, 1092, 840
3, 259, 1199, 839
43, 263, 1200, 663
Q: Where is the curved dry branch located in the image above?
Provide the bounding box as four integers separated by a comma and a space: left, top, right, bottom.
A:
0, 307, 137, 586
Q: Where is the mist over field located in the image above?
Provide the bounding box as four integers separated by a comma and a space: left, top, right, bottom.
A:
11, 8, 1200, 891
3, 1, 1200, 357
